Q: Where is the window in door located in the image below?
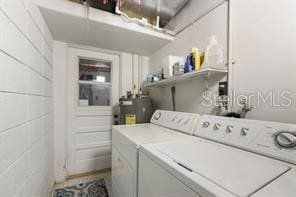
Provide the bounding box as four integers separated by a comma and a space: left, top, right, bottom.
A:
78, 58, 112, 106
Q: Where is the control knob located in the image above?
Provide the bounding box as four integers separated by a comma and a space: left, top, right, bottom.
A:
241, 128, 249, 136
274, 131, 296, 149
202, 122, 210, 128
226, 125, 234, 133
213, 123, 221, 131
154, 112, 161, 120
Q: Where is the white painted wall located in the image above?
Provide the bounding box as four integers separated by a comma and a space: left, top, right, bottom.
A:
149, 1, 228, 114
166, 0, 226, 32
0, 0, 54, 196
231, 1, 296, 123
149, 0, 296, 124
53, 41, 68, 182
53, 42, 149, 182
121, 53, 149, 96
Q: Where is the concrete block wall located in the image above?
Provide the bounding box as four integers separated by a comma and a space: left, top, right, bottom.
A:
0, 0, 54, 196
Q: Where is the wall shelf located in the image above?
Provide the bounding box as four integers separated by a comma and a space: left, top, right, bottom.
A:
143, 68, 228, 87
38, 0, 174, 56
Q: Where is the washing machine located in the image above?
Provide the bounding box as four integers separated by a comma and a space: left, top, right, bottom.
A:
139, 115, 296, 197
111, 110, 202, 197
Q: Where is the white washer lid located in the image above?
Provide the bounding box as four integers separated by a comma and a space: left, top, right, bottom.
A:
252, 168, 296, 197
113, 124, 191, 148
157, 139, 290, 197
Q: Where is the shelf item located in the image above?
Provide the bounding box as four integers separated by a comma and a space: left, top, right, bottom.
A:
38, 0, 174, 55
143, 68, 228, 87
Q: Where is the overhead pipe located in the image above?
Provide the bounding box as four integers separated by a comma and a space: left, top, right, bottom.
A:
82, 0, 90, 19
114, 1, 175, 35
81, 0, 228, 38
227, 0, 233, 112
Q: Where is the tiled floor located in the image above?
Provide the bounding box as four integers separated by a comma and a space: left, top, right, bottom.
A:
53, 171, 112, 197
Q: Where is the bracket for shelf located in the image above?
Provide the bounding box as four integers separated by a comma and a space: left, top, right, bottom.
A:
201, 71, 212, 90
202, 71, 212, 81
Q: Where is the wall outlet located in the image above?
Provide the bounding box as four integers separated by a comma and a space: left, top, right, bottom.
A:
219, 81, 228, 96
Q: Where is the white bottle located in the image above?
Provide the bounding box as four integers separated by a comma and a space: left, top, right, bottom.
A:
202, 36, 225, 70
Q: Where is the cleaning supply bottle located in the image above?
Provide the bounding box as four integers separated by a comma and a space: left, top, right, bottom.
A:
202, 35, 225, 70
184, 52, 193, 73
191, 47, 201, 71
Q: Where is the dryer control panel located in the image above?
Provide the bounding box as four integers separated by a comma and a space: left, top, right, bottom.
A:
151, 110, 202, 135
195, 115, 296, 165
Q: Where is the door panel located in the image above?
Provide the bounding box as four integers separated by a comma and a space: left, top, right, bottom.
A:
76, 146, 112, 160
68, 157, 111, 176
67, 48, 119, 175
76, 131, 111, 145
75, 125, 111, 133
75, 116, 113, 127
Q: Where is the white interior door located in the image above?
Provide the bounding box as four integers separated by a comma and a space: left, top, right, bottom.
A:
67, 48, 119, 176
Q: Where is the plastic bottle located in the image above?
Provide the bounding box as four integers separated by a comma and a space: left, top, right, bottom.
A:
191, 47, 201, 71
202, 36, 225, 70
184, 53, 193, 73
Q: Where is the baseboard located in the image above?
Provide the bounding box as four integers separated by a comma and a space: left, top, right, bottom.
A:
67, 168, 111, 180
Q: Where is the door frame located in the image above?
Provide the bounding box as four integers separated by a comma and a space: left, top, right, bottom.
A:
65, 45, 121, 178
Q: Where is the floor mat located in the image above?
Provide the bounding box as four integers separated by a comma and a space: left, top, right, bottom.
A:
53, 178, 109, 197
